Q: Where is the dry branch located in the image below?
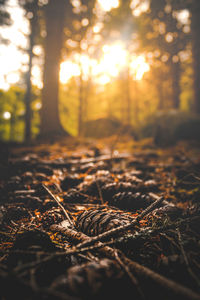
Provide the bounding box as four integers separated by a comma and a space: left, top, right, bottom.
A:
50, 221, 200, 300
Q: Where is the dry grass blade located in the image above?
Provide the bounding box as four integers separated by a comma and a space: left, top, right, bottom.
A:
42, 184, 74, 227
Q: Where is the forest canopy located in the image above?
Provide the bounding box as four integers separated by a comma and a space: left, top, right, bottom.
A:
0, 0, 200, 143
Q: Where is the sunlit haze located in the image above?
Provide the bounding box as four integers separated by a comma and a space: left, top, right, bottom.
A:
130, 0, 149, 17
97, 0, 119, 12
0, 0, 29, 90
130, 55, 150, 80
60, 43, 150, 85
0, 0, 149, 91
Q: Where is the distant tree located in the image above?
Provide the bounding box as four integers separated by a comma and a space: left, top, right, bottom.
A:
189, 1, 200, 113
109, 0, 189, 110
0, 0, 11, 43
137, 0, 189, 110
173, 0, 200, 113
0, 0, 10, 25
63, 0, 96, 136
40, 0, 97, 138
18, 0, 40, 142
98, 0, 139, 125
40, 0, 70, 138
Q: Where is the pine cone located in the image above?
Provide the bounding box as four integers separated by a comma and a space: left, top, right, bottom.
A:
76, 209, 131, 236
41, 208, 64, 228
137, 180, 159, 192
81, 177, 112, 197
52, 259, 134, 300
112, 192, 154, 210
63, 188, 87, 203
61, 175, 82, 191
101, 182, 137, 201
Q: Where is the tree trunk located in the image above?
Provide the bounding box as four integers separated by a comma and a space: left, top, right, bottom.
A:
132, 80, 139, 123
78, 72, 84, 137
157, 82, 164, 110
10, 105, 16, 141
126, 66, 131, 125
170, 61, 181, 109
40, 0, 69, 138
191, 0, 200, 113
24, 14, 37, 142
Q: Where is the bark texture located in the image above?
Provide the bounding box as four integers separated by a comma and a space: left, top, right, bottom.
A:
24, 11, 37, 142
40, 0, 68, 138
171, 61, 181, 109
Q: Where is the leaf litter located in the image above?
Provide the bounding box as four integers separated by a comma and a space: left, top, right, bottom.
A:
0, 137, 200, 300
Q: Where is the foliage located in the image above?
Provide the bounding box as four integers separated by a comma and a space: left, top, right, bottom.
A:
140, 110, 200, 146
60, 78, 79, 136
0, 86, 25, 141
0, 85, 41, 141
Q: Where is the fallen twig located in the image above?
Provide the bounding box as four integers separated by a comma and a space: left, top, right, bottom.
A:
50, 222, 200, 300
75, 193, 164, 249
42, 184, 74, 227
121, 254, 200, 300
114, 251, 145, 300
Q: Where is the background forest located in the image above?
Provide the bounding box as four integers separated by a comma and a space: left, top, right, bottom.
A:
0, 0, 200, 145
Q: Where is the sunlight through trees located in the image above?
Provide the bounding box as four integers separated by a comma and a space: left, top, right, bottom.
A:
0, 0, 199, 142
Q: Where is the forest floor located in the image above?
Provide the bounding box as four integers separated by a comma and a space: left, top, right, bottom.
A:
0, 136, 200, 300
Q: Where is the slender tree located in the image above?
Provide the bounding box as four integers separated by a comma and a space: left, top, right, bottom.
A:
19, 0, 40, 142
139, 0, 188, 109
0, 0, 11, 43
0, 0, 10, 26
173, 0, 200, 113
40, 0, 97, 138
190, 1, 200, 113
63, 0, 96, 137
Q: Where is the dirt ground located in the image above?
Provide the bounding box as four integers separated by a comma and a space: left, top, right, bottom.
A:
0, 136, 200, 300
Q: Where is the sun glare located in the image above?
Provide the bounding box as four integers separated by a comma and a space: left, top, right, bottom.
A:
130, 0, 149, 17
97, 74, 111, 85
60, 61, 81, 84
60, 43, 149, 85
97, 0, 119, 12
0, 1, 149, 91
31, 65, 43, 89
0, 0, 29, 90
6, 73, 20, 84
3, 111, 11, 120
130, 55, 150, 80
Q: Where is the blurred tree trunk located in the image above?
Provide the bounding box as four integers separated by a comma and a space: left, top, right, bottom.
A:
78, 70, 84, 137
191, 0, 200, 113
0, 0, 10, 27
126, 66, 131, 126
170, 61, 181, 109
157, 83, 164, 110
24, 12, 37, 142
132, 80, 139, 123
10, 104, 16, 141
40, 0, 68, 138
